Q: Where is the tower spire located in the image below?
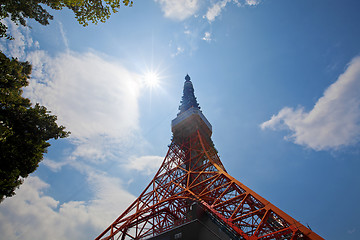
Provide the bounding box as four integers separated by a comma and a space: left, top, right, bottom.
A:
178, 74, 200, 115
172, 74, 212, 145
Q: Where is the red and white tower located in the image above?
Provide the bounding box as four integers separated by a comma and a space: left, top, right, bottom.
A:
96, 75, 323, 240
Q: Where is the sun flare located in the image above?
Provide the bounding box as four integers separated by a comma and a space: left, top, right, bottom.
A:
143, 71, 160, 88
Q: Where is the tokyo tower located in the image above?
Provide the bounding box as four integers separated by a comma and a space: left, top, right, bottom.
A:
95, 75, 323, 240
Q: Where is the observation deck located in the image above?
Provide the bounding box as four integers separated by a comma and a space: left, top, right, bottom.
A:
171, 107, 212, 143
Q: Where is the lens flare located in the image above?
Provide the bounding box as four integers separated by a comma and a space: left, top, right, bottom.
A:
143, 71, 160, 89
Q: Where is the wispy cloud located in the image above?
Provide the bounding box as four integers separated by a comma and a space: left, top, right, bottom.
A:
261, 57, 360, 151
155, 0, 200, 21
42, 158, 68, 172
171, 46, 185, 57
184, 29, 191, 35
124, 155, 164, 175
204, 0, 231, 22
0, 19, 39, 59
154, 0, 262, 22
203, 0, 260, 22
245, 0, 261, 6
58, 21, 69, 51
202, 31, 212, 42
154, 0, 263, 57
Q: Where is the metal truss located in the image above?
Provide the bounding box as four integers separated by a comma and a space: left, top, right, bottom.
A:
95, 130, 323, 240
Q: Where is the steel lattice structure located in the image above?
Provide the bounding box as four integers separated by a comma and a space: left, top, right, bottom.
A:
96, 75, 323, 240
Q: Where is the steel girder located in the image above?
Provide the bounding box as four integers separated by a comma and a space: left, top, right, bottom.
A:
95, 130, 323, 240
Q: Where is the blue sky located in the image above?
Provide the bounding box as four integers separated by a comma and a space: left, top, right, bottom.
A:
1, 0, 360, 239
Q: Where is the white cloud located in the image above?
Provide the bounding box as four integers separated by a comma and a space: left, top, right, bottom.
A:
23, 50, 142, 161
85, 170, 136, 224
0, 175, 135, 240
155, 0, 200, 21
0, 19, 38, 59
42, 158, 68, 172
261, 57, 360, 151
25, 51, 140, 141
203, 0, 260, 23
204, 0, 231, 22
202, 31, 212, 42
154, 0, 260, 22
171, 46, 185, 57
245, 0, 261, 6
124, 155, 164, 175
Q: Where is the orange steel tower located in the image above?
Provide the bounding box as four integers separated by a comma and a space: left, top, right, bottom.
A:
96, 75, 323, 240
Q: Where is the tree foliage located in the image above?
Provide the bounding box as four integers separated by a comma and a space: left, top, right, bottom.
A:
0, 0, 133, 38
0, 52, 70, 201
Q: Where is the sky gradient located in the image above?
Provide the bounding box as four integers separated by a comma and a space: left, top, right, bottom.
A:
1, 0, 360, 239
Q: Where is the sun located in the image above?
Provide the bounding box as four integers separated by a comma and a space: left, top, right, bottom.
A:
143, 71, 160, 89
